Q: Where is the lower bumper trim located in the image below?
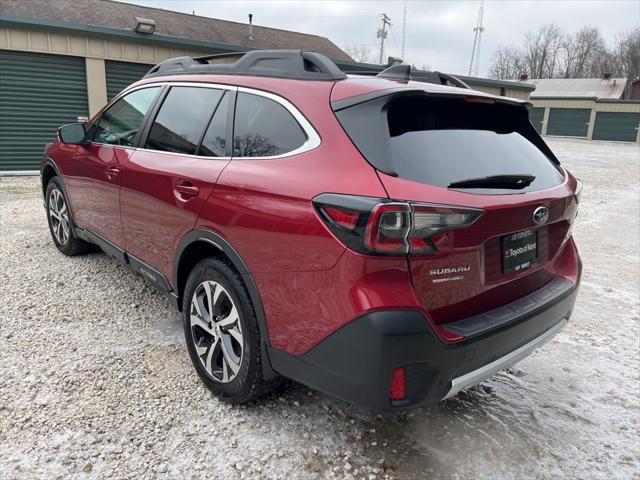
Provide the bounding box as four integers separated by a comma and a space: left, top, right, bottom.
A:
443, 318, 568, 400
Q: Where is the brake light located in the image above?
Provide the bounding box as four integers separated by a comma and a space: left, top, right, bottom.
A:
464, 96, 495, 104
364, 203, 411, 254
314, 194, 483, 256
390, 367, 406, 401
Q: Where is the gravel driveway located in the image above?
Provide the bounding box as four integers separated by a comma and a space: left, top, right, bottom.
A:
1, 138, 638, 480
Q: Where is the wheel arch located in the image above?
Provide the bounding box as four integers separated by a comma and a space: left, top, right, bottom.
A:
41, 158, 62, 197
174, 229, 271, 347
174, 229, 277, 379
41, 158, 80, 229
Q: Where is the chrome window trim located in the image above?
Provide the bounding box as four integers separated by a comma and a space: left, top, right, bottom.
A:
134, 147, 231, 161
101, 81, 320, 160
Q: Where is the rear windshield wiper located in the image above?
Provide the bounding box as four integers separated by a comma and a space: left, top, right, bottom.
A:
448, 174, 536, 190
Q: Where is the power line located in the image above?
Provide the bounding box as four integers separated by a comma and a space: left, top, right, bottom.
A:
377, 13, 391, 65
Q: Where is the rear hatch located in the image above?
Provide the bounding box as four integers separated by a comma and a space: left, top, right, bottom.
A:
333, 89, 579, 326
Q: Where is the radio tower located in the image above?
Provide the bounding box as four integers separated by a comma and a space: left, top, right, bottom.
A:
401, 0, 407, 59
468, 0, 485, 76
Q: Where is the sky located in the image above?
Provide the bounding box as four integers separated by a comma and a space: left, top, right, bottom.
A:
117, 0, 640, 76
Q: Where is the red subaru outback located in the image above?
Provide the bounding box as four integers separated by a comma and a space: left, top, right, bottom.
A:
41, 50, 581, 410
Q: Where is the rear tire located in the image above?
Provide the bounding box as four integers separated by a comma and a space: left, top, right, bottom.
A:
45, 177, 95, 256
182, 257, 281, 404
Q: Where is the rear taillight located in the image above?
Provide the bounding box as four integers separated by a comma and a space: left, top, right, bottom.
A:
574, 179, 583, 204
365, 203, 411, 254
314, 194, 483, 256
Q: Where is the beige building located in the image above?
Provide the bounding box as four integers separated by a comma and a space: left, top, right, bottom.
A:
0, 0, 358, 172
0, 0, 538, 173
525, 77, 640, 143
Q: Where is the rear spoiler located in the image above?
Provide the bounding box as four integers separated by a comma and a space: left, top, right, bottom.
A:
331, 87, 527, 112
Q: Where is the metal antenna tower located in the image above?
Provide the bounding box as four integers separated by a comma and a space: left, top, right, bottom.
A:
377, 13, 391, 65
468, 0, 485, 76
401, 1, 407, 59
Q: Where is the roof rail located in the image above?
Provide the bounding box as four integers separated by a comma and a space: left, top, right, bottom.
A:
144, 49, 347, 81
350, 66, 471, 90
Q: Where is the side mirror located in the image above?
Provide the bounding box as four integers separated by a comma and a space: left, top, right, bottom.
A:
58, 123, 88, 145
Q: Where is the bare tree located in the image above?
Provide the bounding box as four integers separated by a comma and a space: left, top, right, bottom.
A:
521, 24, 564, 78
560, 26, 607, 78
615, 27, 640, 80
344, 45, 374, 63
489, 46, 523, 79
488, 23, 635, 80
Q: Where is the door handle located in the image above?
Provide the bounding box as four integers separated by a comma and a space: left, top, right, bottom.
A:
105, 166, 120, 180
174, 181, 200, 198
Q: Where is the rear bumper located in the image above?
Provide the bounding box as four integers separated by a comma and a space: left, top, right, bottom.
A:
269, 263, 581, 411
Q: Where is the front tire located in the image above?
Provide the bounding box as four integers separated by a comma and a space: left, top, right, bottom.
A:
182, 257, 280, 404
45, 177, 94, 256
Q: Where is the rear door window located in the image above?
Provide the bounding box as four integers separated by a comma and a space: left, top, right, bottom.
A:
232, 92, 306, 157
146, 86, 225, 155
336, 94, 564, 193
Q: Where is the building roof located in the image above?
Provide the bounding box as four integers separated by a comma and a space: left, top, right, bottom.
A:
528, 77, 627, 100
0, 0, 353, 62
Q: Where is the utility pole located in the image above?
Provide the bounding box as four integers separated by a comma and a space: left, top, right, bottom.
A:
468, 0, 485, 77
377, 13, 391, 65
401, 1, 407, 60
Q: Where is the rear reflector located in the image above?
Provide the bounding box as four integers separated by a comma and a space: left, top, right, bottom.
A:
390, 367, 406, 401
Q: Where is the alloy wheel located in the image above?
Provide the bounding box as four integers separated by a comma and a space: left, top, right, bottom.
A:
48, 188, 70, 245
190, 280, 244, 383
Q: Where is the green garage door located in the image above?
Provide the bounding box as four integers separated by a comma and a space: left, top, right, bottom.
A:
105, 61, 152, 100
529, 107, 545, 134
0, 50, 89, 172
592, 112, 640, 142
547, 108, 591, 137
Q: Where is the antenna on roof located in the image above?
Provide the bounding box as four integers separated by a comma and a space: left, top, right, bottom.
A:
468, 0, 485, 77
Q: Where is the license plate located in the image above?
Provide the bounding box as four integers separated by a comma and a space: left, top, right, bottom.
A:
502, 229, 538, 274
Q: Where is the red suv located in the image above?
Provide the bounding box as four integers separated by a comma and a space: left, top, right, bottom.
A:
41, 50, 581, 410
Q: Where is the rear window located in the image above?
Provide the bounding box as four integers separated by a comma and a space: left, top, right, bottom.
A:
336, 94, 564, 193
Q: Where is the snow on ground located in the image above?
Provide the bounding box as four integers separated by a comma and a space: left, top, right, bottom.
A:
0, 138, 638, 479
